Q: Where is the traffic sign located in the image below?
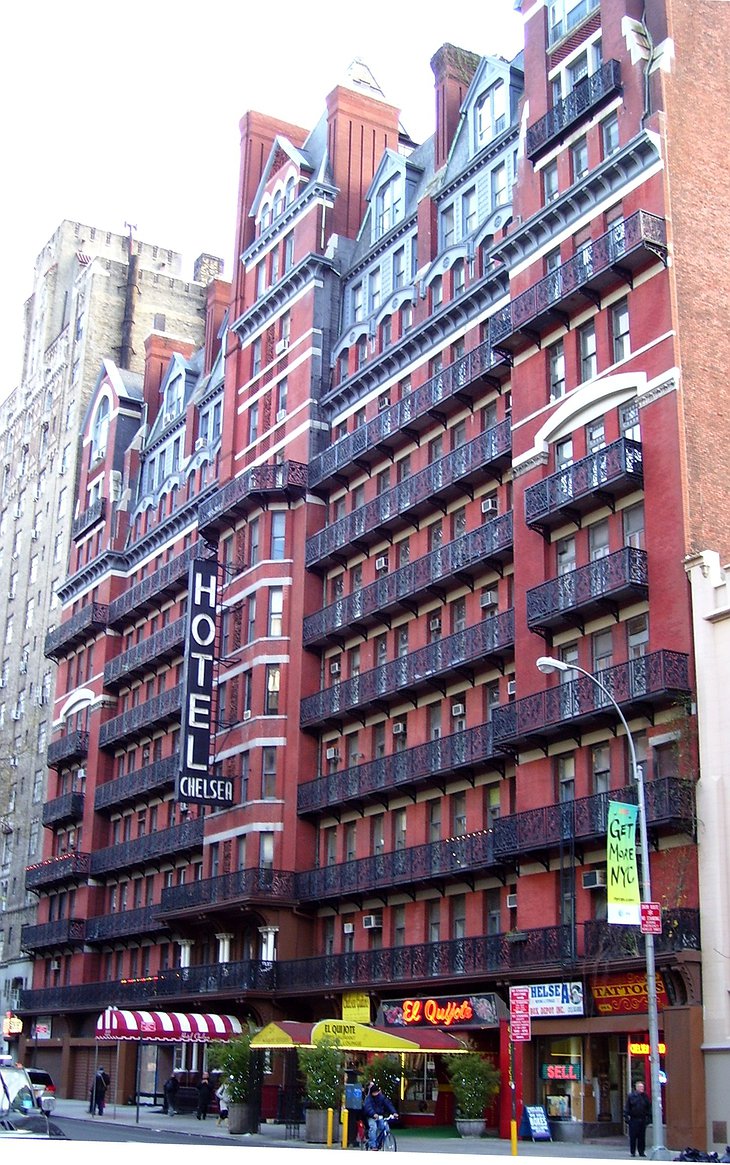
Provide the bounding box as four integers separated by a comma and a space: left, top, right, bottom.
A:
640, 902, 662, 934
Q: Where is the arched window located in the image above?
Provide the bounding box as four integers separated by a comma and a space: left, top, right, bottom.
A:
273, 190, 283, 220
285, 176, 296, 205
91, 397, 110, 464
260, 202, 271, 232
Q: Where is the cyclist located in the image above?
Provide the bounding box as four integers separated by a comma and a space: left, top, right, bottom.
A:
363, 1081, 397, 1150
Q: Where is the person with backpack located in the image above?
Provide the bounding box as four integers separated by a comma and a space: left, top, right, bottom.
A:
89, 1067, 110, 1116
624, 1079, 652, 1158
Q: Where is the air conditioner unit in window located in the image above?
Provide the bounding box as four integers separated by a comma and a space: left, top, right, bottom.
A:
429, 617, 441, 632
343, 922, 355, 935
275, 338, 289, 356
392, 722, 405, 735
163, 411, 174, 426
481, 497, 498, 515
451, 703, 465, 717
480, 589, 498, 609
50, 959, 61, 972
506, 892, 518, 910
329, 661, 341, 676
243, 709, 252, 721
31, 528, 39, 541
179, 802, 189, 813
276, 409, 287, 422
507, 679, 517, 696
378, 396, 390, 411
375, 556, 389, 572
582, 869, 607, 890
325, 747, 340, 761
9, 756, 18, 767
195, 437, 206, 451
363, 914, 382, 930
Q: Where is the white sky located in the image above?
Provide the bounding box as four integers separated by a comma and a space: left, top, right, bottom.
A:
0, 0, 523, 397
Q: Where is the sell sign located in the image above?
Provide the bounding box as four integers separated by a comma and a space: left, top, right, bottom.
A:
177, 559, 234, 807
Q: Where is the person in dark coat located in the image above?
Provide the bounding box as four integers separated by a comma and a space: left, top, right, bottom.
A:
196, 1072, 212, 1120
89, 1067, 110, 1115
163, 1071, 180, 1116
363, 1082, 397, 1150
624, 1079, 652, 1157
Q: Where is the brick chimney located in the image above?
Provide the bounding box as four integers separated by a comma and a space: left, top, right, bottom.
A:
431, 44, 481, 171
325, 80, 400, 239
203, 278, 231, 375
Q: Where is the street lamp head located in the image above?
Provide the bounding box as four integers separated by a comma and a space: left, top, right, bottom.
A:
536, 656, 568, 674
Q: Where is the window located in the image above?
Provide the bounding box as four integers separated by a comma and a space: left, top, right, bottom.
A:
268, 587, 283, 637
376, 174, 402, 236
623, 503, 645, 549
491, 162, 508, 208
452, 792, 467, 837
259, 831, 274, 869
356, 337, 367, 369
452, 894, 467, 940
593, 629, 613, 674
256, 261, 267, 298
430, 276, 443, 310
440, 205, 455, 249
368, 269, 381, 313
620, 401, 640, 442
265, 665, 280, 714
548, 0, 600, 45
283, 233, 294, 272
549, 340, 566, 400
611, 298, 630, 362
270, 511, 286, 559
543, 160, 559, 203
248, 517, 260, 565
579, 320, 597, 380
602, 113, 620, 158
589, 519, 610, 561
557, 753, 575, 802
91, 397, 110, 462
372, 815, 385, 854
394, 808, 407, 852
592, 743, 611, 794
262, 747, 277, 799
627, 613, 649, 658
452, 260, 465, 296
276, 377, 288, 417
571, 136, 589, 182
462, 187, 477, 235
252, 337, 262, 376
476, 81, 507, 147
392, 247, 405, 289
248, 402, 259, 444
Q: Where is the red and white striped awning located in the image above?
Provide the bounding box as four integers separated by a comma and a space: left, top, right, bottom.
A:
96, 1008, 242, 1043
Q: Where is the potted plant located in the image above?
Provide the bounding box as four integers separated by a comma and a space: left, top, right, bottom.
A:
298, 1036, 344, 1143
444, 1051, 501, 1137
206, 1031, 255, 1135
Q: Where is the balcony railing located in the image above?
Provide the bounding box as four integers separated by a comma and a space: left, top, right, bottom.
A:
584, 908, 700, 960
493, 777, 696, 860
107, 543, 211, 628
492, 650, 691, 750
198, 461, 308, 535
94, 755, 178, 812
21, 918, 86, 951
306, 429, 513, 568
99, 684, 183, 748
301, 610, 514, 727
310, 349, 511, 487
104, 617, 186, 687
303, 514, 513, 646
25, 851, 91, 891
44, 604, 109, 660
85, 905, 170, 942
72, 497, 107, 540
42, 791, 85, 827
526, 547, 648, 633
47, 730, 89, 770
90, 816, 204, 874
526, 61, 621, 160
524, 437, 643, 532
160, 867, 298, 915
491, 212, 667, 350
298, 723, 502, 815
298, 830, 497, 903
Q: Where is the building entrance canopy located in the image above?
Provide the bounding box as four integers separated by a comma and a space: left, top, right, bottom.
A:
250, 1018, 470, 1053
96, 1008, 243, 1043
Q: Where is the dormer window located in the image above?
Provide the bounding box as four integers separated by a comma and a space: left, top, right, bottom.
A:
285, 176, 296, 205
90, 397, 110, 465
273, 190, 283, 220
261, 202, 271, 232
376, 174, 402, 238
476, 81, 507, 149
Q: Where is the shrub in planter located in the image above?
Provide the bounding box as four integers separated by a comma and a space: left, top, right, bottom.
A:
298, 1036, 344, 1111
445, 1051, 500, 1127
207, 1031, 255, 1134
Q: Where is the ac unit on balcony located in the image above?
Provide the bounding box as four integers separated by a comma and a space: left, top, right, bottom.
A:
429, 617, 441, 632
481, 497, 498, 515
363, 914, 382, 930
243, 709, 252, 721
582, 869, 607, 890
480, 589, 498, 609
329, 661, 341, 676
276, 409, 287, 422
325, 747, 340, 761
343, 922, 355, 935
507, 679, 517, 696
375, 556, 389, 571
392, 722, 406, 735
275, 338, 289, 356
451, 703, 465, 717
195, 437, 206, 451
506, 893, 518, 910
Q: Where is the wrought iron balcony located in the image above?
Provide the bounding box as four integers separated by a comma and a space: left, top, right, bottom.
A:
493, 777, 696, 862
85, 904, 170, 942
526, 547, 648, 634
107, 543, 212, 628
94, 755, 178, 812
90, 816, 204, 874
159, 867, 298, 916
584, 908, 700, 961
42, 791, 85, 828
47, 730, 89, 770
21, 918, 85, 951
72, 496, 107, 540
98, 683, 183, 748
526, 60, 621, 160
524, 437, 643, 533
104, 617, 186, 688
490, 211, 667, 352
298, 723, 502, 816
301, 610, 514, 728
492, 650, 691, 751
310, 348, 511, 488
306, 429, 513, 569
298, 830, 497, 904
25, 851, 91, 891
303, 514, 513, 647
44, 604, 109, 660
198, 460, 308, 536
19, 977, 167, 1014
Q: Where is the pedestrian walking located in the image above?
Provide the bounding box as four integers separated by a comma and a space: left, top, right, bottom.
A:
163, 1071, 180, 1116
216, 1078, 231, 1126
196, 1072, 212, 1120
89, 1067, 110, 1116
624, 1079, 652, 1158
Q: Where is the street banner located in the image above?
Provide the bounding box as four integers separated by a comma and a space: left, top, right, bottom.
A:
607, 800, 640, 924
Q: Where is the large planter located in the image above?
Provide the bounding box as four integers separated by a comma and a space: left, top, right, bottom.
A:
455, 1118, 487, 1138
228, 1102, 255, 1135
305, 1108, 340, 1143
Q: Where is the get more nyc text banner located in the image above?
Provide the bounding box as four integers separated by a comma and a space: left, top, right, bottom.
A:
607, 801, 640, 924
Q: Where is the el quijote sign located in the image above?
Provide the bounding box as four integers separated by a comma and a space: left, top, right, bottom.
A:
176, 558, 234, 807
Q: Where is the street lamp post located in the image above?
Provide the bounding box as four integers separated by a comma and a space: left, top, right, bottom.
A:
535, 656, 665, 1156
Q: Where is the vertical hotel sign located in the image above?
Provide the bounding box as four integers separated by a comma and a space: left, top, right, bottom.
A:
176, 559, 233, 808
607, 801, 640, 924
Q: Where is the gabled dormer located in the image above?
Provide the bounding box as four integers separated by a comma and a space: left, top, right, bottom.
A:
250, 136, 313, 238
461, 54, 524, 160
364, 149, 424, 248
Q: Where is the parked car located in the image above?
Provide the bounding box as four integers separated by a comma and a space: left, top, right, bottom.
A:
26, 1068, 56, 1107
0, 1062, 65, 1138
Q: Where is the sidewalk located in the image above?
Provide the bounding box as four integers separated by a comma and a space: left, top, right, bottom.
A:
53, 1097, 661, 1156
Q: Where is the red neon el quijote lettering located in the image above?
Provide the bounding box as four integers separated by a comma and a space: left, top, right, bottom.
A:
402, 998, 474, 1026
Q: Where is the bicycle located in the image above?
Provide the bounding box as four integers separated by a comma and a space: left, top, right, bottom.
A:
367, 1113, 397, 1152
